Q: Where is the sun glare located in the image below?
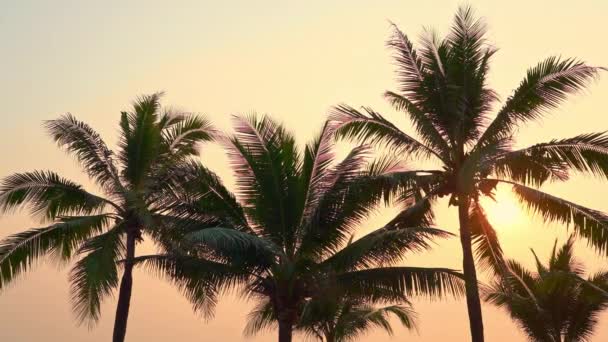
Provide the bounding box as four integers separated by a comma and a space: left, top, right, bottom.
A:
480, 188, 525, 229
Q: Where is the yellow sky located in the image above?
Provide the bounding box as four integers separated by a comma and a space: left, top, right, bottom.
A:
1, 1, 607, 341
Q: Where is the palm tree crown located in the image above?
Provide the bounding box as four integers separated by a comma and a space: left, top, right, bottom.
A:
0, 93, 216, 342
294, 295, 416, 342
140, 115, 464, 342
331, 6, 607, 342
486, 237, 608, 341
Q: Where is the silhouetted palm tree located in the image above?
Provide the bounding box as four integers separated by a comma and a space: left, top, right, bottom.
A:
331, 6, 607, 342
0, 93, 215, 342
486, 236, 608, 341
137, 115, 464, 342
246, 293, 415, 342
295, 296, 415, 341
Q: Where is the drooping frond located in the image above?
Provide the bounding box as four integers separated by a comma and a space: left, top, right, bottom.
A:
243, 299, 277, 337
469, 200, 505, 274
44, 114, 122, 191
478, 57, 601, 147
133, 254, 246, 318
186, 228, 279, 270
331, 105, 443, 160
492, 132, 608, 185
500, 180, 608, 254
0, 215, 110, 290
69, 227, 125, 324
0, 171, 115, 220
337, 267, 464, 300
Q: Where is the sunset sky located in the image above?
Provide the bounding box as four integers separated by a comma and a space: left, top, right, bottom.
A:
1, 1, 608, 341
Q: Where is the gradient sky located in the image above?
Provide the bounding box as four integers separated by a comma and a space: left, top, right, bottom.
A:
1, 1, 608, 341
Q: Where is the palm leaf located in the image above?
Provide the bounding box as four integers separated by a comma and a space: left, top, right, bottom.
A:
478, 57, 600, 147
331, 104, 443, 160
337, 267, 464, 300
0, 171, 115, 219
69, 226, 125, 324
44, 114, 122, 191
469, 201, 505, 275
499, 180, 608, 254
322, 227, 450, 272
0, 214, 110, 289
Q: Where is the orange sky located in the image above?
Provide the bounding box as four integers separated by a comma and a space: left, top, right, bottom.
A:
1, 1, 608, 341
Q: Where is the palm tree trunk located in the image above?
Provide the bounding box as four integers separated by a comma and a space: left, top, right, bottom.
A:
458, 194, 484, 342
277, 316, 294, 342
112, 229, 136, 342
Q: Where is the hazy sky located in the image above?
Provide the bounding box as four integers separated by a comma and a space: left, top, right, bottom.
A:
1, 1, 608, 341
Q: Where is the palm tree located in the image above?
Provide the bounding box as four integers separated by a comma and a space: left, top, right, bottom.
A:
137, 115, 464, 342
330, 6, 607, 342
246, 293, 415, 342
485, 236, 608, 341
0, 93, 216, 342
295, 295, 415, 341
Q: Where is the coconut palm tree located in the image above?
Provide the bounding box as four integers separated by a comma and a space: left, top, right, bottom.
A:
245, 293, 416, 342
0, 93, 216, 342
485, 236, 608, 341
294, 297, 415, 342
136, 115, 464, 342
330, 6, 607, 342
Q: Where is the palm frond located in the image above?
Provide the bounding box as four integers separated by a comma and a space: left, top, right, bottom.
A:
132, 254, 246, 318
225, 114, 301, 247
384, 91, 450, 161
243, 299, 277, 337
469, 201, 505, 275
160, 113, 216, 158
69, 226, 124, 324
155, 160, 251, 232
330, 104, 443, 160
0, 171, 115, 219
493, 132, 608, 185
44, 114, 122, 191
337, 267, 464, 300
187, 228, 279, 267
478, 57, 601, 147
497, 180, 608, 254
118, 93, 163, 189
0, 215, 110, 289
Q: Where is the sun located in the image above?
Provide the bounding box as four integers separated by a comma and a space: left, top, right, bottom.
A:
479, 188, 525, 229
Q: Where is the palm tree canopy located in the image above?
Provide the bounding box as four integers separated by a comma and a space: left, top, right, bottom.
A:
138, 114, 464, 333
298, 296, 416, 342
0, 93, 216, 323
485, 236, 608, 341
331, 6, 608, 273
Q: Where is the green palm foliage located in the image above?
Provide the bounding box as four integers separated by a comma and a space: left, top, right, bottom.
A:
486, 237, 608, 341
0, 93, 215, 342
138, 115, 464, 342
330, 6, 606, 341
